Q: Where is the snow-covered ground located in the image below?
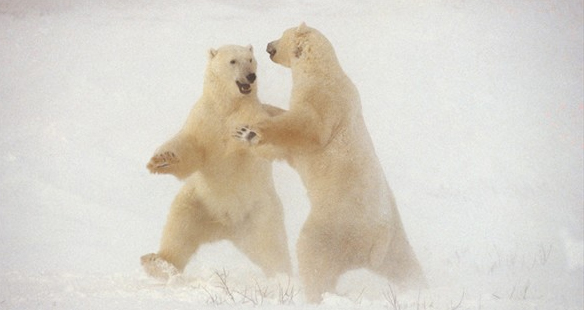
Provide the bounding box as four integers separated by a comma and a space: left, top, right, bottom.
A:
1, 0, 582, 309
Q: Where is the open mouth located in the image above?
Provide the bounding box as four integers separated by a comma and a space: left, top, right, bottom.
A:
236, 81, 252, 94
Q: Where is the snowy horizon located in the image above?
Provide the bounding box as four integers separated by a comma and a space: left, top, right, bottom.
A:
1, 0, 582, 309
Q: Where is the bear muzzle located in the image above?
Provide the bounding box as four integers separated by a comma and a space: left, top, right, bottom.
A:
236, 73, 256, 94
266, 42, 276, 58
246, 73, 256, 83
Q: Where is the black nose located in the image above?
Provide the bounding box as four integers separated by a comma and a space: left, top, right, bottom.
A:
246, 73, 256, 83
266, 43, 276, 57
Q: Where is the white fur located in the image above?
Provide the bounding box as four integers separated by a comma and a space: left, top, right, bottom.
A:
239, 24, 426, 302
141, 45, 291, 280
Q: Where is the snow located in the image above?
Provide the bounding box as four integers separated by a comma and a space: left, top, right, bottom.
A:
0, 0, 582, 309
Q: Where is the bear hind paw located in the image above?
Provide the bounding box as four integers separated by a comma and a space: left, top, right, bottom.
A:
140, 253, 180, 280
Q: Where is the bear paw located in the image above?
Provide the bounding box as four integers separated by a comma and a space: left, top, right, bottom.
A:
234, 126, 260, 145
147, 151, 179, 174
140, 253, 180, 280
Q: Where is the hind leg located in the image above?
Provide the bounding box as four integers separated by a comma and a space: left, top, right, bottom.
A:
141, 184, 225, 279
371, 229, 427, 290
231, 200, 292, 276
297, 220, 347, 303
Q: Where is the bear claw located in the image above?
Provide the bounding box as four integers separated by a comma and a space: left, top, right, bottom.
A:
147, 151, 179, 173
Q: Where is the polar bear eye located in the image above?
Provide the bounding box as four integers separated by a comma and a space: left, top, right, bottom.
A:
249, 59, 253, 63
230, 59, 236, 64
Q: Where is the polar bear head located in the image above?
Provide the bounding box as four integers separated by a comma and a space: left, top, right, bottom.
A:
266, 22, 337, 69
207, 45, 257, 96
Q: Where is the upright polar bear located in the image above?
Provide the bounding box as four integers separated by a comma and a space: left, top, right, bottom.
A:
236, 24, 426, 302
141, 45, 291, 280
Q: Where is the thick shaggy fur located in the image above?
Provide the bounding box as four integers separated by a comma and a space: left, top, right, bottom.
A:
236, 25, 426, 303
141, 45, 291, 280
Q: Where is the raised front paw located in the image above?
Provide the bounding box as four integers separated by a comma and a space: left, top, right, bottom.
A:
147, 151, 179, 174
233, 125, 260, 145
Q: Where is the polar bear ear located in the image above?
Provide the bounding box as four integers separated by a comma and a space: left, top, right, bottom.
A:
296, 22, 309, 34
208, 48, 218, 59
246, 44, 253, 52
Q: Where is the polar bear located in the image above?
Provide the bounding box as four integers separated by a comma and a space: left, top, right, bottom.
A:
141, 45, 291, 280
235, 24, 426, 302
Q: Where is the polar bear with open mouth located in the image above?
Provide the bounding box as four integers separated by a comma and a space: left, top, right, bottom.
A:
142, 45, 291, 280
